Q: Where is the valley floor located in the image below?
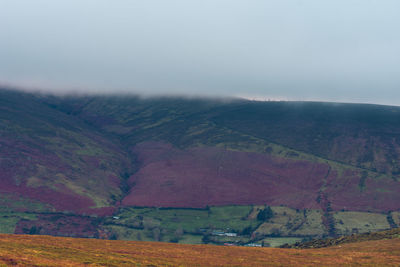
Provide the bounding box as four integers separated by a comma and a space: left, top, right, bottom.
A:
0, 234, 399, 266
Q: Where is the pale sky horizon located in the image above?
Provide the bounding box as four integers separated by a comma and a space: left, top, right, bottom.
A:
1, 0, 400, 106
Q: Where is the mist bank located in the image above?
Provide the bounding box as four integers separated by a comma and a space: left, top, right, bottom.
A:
1, 1, 400, 106
1, 84, 400, 108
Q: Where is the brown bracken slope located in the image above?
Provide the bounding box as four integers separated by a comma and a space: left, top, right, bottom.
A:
0, 233, 399, 266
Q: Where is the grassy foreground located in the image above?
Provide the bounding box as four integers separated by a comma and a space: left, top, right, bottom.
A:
0, 234, 399, 266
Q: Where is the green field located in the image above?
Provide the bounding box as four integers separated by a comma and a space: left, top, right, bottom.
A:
333, 211, 390, 235
0, 204, 395, 247
0, 213, 37, 234
103, 205, 262, 244
101, 206, 394, 246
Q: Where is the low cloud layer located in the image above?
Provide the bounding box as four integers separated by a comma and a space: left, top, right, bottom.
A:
1, 0, 400, 105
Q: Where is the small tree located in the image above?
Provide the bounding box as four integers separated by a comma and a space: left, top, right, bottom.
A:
109, 232, 118, 240
241, 226, 253, 235
136, 232, 142, 241
257, 206, 273, 221
172, 227, 184, 242
152, 228, 161, 241
202, 234, 211, 244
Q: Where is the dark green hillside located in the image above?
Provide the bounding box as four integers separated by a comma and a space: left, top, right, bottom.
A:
2, 88, 400, 243
210, 101, 400, 174
46, 94, 400, 176
0, 89, 132, 215
38, 92, 400, 210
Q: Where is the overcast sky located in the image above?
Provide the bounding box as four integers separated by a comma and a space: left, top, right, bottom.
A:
1, 0, 400, 105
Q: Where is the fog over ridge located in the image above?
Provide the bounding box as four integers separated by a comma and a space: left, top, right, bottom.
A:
1, 0, 400, 106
